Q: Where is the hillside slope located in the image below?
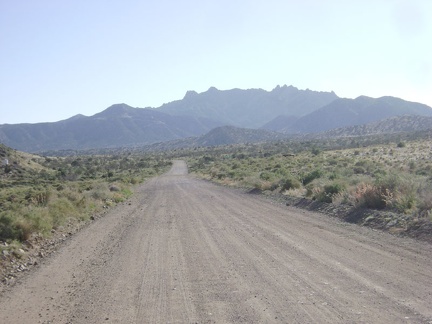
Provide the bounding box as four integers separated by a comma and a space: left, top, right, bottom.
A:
261, 115, 299, 131
0, 104, 222, 152
282, 96, 432, 133
195, 126, 287, 146
322, 115, 432, 137
0, 143, 49, 184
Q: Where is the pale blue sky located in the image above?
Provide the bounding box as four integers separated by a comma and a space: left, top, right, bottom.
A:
1, 0, 431, 124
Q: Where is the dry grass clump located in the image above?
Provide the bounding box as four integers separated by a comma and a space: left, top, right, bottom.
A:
349, 183, 387, 209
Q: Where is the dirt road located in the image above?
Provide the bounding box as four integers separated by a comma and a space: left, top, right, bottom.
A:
1, 160, 431, 323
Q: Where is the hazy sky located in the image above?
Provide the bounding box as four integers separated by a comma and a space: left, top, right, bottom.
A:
1, 0, 431, 124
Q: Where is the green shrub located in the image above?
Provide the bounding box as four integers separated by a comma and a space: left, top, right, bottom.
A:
375, 172, 419, 213
353, 166, 366, 174
311, 147, 321, 155
279, 177, 301, 191
23, 208, 52, 235
315, 183, 344, 203
302, 169, 322, 185
49, 198, 76, 228
1, 207, 54, 241
373, 168, 386, 177
328, 172, 338, 180
216, 172, 226, 179
393, 193, 416, 214
0, 213, 19, 241
90, 184, 111, 201
259, 171, 273, 181
327, 159, 338, 166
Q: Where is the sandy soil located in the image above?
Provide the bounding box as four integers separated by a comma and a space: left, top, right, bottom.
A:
0, 160, 431, 323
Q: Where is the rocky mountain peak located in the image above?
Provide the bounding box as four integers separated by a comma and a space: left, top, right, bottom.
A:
95, 103, 135, 118
183, 90, 198, 99
207, 86, 218, 92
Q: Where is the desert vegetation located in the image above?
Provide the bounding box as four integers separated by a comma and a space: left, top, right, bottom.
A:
2, 131, 432, 253
186, 137, 432, 237
0, 144, 171, 248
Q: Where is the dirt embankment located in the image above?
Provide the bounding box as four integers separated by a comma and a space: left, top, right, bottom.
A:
0, 160, 431, 323
272, 193, 432, 244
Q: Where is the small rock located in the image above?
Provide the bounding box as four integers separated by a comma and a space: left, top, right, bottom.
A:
363, 215, 375, 223
386, 219, 398, 227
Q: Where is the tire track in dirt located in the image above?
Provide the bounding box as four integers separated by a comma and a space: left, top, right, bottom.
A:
182, 180, 432, 322
0, 160, 431, 323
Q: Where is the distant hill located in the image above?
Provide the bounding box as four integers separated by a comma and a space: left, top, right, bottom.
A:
321, 115, 432, 137
136, 126, 289, 152
280, 96, 432, 133
0, 104, 222, 152
195, 126, 287, 147
158, 85, 338, 128
0, 143, 48, 181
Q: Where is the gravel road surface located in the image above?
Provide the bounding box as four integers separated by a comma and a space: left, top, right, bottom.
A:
1, 160, 431, 323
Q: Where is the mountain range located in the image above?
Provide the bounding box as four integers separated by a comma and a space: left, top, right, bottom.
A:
158, 85, 338, 128
1, 85, 432, 153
